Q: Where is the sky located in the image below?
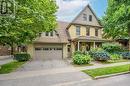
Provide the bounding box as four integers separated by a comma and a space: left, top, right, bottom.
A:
56, 0, 107, 22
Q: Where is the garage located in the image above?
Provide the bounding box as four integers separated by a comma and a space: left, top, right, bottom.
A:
34, 44, 63, 60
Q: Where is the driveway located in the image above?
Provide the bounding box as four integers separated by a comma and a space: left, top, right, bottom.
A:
18, 59, 72, 71
0, 59, 91, 86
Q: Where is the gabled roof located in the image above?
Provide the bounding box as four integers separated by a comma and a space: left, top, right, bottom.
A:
34, 21, 69, 43
67, 4, 102, 29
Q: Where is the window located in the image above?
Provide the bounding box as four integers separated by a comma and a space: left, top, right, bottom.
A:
76, 26, 80, 36
86, 27, 90, 36
56, 48, 62, 50
35, 48, 42, 50
43, 48, 49, 50
67, 45, 71, 52
95, 29, 98, 36
45, 32, 49, 36
89, 15, 92, 21
83, 14, 87, 21
50, 31, 53, 36
45, 31, 54, 36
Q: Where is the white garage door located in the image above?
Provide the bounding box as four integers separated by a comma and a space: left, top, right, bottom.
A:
35, 46, 63, 60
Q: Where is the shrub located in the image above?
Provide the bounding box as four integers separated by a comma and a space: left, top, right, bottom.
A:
92, 52, 110, 61
89, 48, 110, 61
73, 51, 82, 55
102, 43, 123, 53
110, 54, 122, 60
121, 52, 130, 59
73, 53, 91, 65
14, 53, 31, 62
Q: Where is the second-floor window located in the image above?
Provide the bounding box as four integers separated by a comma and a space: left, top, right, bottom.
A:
95, 29, 98, 36
50, 32, 53, 36
89, 15, 92, 21
45, 32, 49, 36
76, 26, 80, 36
86, 27, 90, 36
45, 31, 54, 37
83, 14, 87, 21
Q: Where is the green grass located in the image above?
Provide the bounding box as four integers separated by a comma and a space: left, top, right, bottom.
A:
83, 64, 130, 78
100, 59, 130, 64
0, 61, 25, 74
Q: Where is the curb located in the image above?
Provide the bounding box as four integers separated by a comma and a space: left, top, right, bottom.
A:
94, 71, 130, 79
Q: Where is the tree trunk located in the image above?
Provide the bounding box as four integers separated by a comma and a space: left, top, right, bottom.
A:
128, 24, 130, 51
11, 46, 14, 55
128, 30, 130, 51
10, 42, 14, 56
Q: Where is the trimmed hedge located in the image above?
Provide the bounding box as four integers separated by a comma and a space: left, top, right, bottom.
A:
14, 53, 31, 62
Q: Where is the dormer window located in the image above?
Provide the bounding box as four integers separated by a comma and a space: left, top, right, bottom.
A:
89, 15, 92, 21
83, 14, 87, 21
50, 31, 53, 36
45, 32, 49, 36
45, 31, 54, 37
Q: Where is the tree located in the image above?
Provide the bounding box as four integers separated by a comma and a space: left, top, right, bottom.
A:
102, 0, 130, 50
0, 0, 57, 54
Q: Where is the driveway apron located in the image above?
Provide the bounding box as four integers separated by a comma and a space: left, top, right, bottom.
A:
0, 59, 91, 86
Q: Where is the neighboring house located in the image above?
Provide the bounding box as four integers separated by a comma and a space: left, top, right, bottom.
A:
27, 4, 108, 60
0, 45, 10, 56
116, 38, 129, 50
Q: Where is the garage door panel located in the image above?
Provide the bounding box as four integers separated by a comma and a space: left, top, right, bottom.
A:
35, 45, 63, 60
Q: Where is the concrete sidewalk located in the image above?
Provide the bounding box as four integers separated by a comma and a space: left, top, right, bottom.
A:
75, 61, 130, 70
0, 57, 13, 65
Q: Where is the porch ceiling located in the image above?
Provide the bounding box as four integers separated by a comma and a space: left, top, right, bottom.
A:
73, 36, 111, 42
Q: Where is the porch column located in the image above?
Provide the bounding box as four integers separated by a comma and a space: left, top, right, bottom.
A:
93, 41, 96, 49
78, 41, 80, 51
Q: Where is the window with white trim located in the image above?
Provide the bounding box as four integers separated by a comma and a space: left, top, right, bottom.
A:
76, 26, 80, 36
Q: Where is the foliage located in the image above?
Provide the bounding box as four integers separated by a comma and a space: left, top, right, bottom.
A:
0, 61, 25, 74
73, 51, 82, 55
110, 54, 122, 60
102, 43, 123, 53
91, 52, 110, 61
102, 0, 130, 39
14, 53, 31, 62
121, 52, 130, 59
89, 48, 110, 61
90, 48, 104, 53
73, 52, 91, 65
0, 0, 57, 53
83, 64, 130, 78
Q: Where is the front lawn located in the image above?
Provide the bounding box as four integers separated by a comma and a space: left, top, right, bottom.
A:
99, 59, 130, 64
0, 61, 25, 74
82, 64, 130, 78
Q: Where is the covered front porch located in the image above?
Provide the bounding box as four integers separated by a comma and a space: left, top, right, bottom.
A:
73, 36, 109, 51
76, 41, 102, 51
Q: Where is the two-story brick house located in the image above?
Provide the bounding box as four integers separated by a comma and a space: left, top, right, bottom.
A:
27, 4, 108, 60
